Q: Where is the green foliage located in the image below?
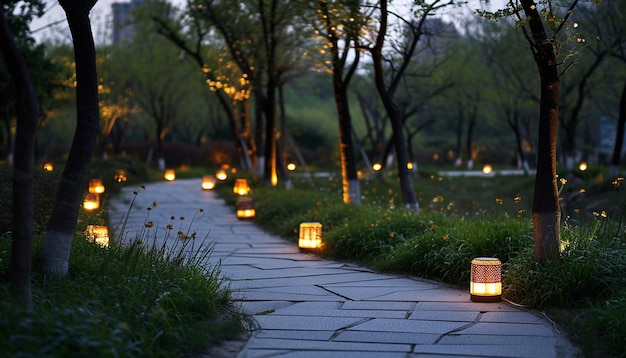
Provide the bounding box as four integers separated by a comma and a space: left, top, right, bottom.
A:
0, 209, 241, 357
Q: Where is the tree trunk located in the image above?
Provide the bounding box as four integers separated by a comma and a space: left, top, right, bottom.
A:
0, 7, 40, 309
520, 0, 561, 261
41, 0, 100, 277
610, 81, 626, 178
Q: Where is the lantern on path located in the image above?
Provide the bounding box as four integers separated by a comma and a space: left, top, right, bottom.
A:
164, 169, 176, 181
233, 178, 250, 195
470, 257, 502, 302
236, 198, 255, 219
202, 175, 216, 190
89, 178, 105, 194
299, 222, 322, 250
85, 225, 109, 247
114, 170, 127, 182
83, 193, 100, 211
216, 169, 228, 181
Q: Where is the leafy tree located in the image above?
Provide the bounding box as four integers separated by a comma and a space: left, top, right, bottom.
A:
41, 0, 100, 277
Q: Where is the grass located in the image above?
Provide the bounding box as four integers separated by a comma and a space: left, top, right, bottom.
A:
0, 159, 245, 356
215, 166, 626, 357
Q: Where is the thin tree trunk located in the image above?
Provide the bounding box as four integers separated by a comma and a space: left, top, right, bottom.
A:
41, 0, 100, 277
520, 0, 562, 261
0, 7, 40, 308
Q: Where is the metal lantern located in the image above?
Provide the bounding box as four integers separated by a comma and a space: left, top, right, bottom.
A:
299, 222, 322, 250
164, 169, 176, 181
201, 175, 216, 190
470, 257, 502, 302
236, 198, 255, 219
83, 193, 100, 211
88, 178, 105, 194
233, 178, 250, 196
85, 225, 109, 247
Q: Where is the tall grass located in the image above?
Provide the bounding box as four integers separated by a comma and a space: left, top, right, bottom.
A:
0, 169, 244, 356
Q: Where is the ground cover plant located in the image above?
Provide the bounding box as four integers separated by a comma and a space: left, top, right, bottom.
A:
0, 164, 244, 356
216, 167, 626, 357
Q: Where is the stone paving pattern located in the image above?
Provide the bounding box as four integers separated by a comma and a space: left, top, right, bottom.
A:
107, 178, 579, 358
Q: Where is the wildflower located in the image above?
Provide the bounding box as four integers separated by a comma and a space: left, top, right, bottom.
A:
180, 216, 185, 220
574, 208, 580, 214
579, 188, 586, 194
146, 207, 152, 211
199, 208, 205, 213
513, 196, 521, 203
560, 178, 567, 185
141, 185, 146, 190
433, 196, 444, 203
145, 221, 154, 228
153, 201, 158, 207
137, 239, 143, 244
390, 232, 395, 238
495, 198, 503, 205
442, 234, 449, 242
601, 210, 607, 218
166, 224, 174, 230
170, 216, 175, 220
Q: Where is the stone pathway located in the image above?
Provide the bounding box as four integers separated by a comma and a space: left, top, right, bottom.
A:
107, 178, 579, 358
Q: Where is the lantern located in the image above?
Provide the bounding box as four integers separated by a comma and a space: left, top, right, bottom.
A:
216, 169, 228, 181
372, 163, 382, 171
233, 178, 250, 195
287, 162, 297, 171
482, 164, 493, 175
299, 222, 322, 250
164, 169, 176, 181
85, 225, 109, 247
470, 257, 502, 302
578, 162, 588, 171
236, 198, 255, 219
114, 170, 127, 182
88, 178, 105, 194
83, 193, 100, 211
43, 163, 54, 171
201, 175, 216, 190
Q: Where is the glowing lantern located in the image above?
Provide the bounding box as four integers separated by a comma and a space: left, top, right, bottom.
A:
114, 170, 127, 182
407, 162, 415, 171
236, 198, 255, 219
287, 162, 297, 171
299, 222, 322, 250
43, 163, 54, 171
482, 164, 493, 175
164, 169, 176, 181
579, 162, 588, 171
202, 175, 216, 190
216, 169, 228, 181
83, 193, 100, 211
372, 163, 382, 171
85, 225, 109, 247
233, 178, 250, 195
88, 178, 105, 194
470, 257, 502, 302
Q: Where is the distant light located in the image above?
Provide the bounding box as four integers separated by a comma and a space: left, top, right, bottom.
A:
287, 163, 297, 171
579, 162, 588, 171
372, 163, 382, 171
482, 164, 493, 175
43, 163, 54, 171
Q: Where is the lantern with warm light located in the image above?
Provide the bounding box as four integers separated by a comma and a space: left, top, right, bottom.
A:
85, 225, 109, 247
83, 193, 100, 211
579, 162, 588, 171
470, 257, 502, 302
299, 222, 322, 250
372, 163, 382, 171
216, 169, 228, 181
164, 169, 176, 181
482, 164, 493, 175
114, 170, 127, 182
202, 175, 216, 190
233, 178, 250, 195
236, 198, 255, 219
89, 178, 105, 194
43, 163, 54, 171
287, 162, 297, 171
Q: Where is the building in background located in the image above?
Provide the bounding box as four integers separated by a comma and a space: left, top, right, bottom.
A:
111, 0, 144, 45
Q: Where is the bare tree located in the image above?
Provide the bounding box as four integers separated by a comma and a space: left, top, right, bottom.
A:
41, 0, 100, 277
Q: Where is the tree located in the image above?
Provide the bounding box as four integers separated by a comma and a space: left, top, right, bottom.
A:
41, 0, 100, 277
488, 0, 586, 260
308, 0, 368, 204
368, 0, 457, 211
0, 0, 44, 308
